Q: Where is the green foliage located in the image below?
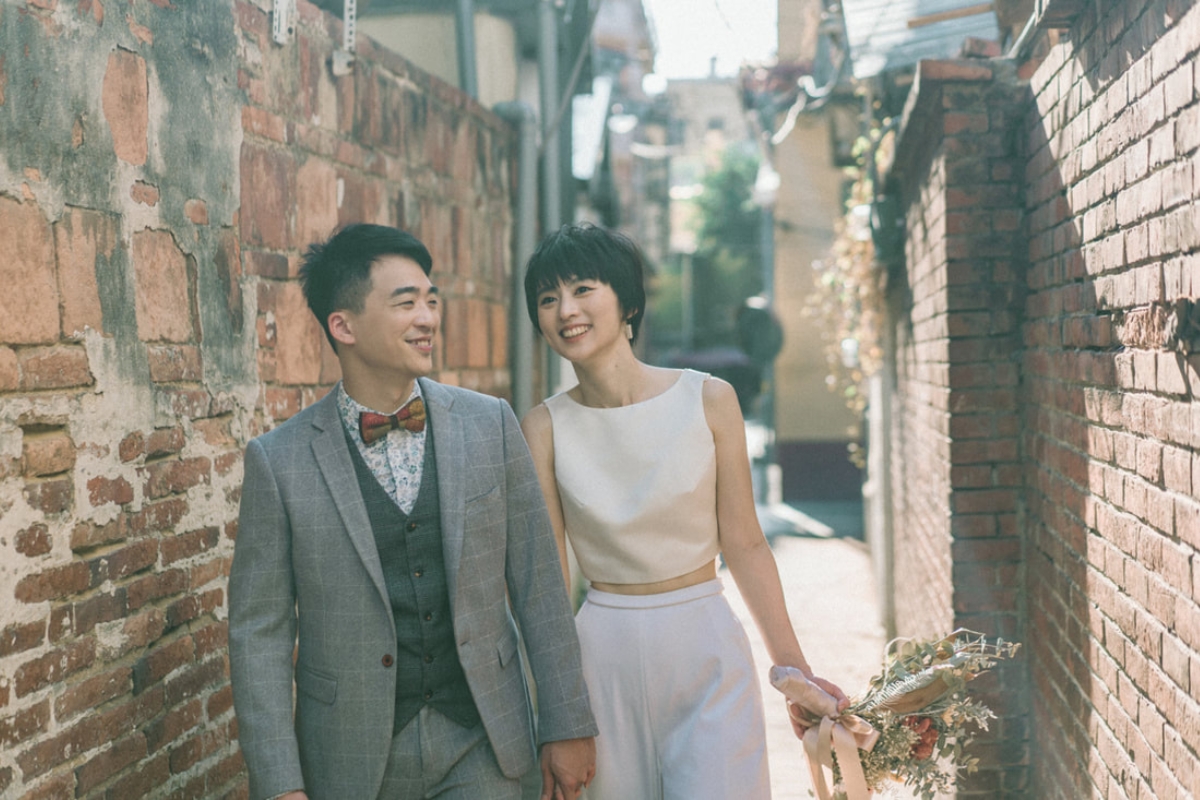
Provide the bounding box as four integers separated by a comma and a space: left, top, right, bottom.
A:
690, 147, 764, 348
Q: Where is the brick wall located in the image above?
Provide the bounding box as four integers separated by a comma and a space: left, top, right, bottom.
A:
883, 0, 1200, 797
0, 1, 516, 797
887, 57, 1031, 796
1021, 1, 1200, 797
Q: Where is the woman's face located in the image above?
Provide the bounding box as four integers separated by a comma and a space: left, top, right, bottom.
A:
535, 277, 627, 361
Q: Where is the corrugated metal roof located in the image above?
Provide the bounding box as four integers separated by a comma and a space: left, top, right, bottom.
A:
842, 0, 1000, 79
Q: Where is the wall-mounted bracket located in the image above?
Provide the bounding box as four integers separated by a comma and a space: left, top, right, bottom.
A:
272, 0, 295, 45
332, 0, 357, 75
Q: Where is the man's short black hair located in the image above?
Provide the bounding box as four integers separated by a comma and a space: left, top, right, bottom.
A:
300, 224, 433, 347
523, 223, 647, 342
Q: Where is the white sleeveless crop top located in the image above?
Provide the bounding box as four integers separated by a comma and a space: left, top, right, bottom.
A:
544, 369, 720, 584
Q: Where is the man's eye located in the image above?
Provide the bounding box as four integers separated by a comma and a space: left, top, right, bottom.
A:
539, 296, 556, 306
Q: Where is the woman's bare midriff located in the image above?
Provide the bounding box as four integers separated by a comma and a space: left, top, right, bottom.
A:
589, 559, 718, 595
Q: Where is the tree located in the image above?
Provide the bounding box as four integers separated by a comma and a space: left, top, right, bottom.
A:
691, 145, 764, 348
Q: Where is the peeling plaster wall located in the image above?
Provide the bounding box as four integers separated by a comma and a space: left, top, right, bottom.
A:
0, 1, 517, 797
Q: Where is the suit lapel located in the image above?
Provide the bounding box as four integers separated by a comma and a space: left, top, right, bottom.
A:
421, 378, 465, 613
310, 392, 391, 610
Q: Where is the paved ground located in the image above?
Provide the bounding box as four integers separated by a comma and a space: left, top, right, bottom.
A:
722, 501, 916, 800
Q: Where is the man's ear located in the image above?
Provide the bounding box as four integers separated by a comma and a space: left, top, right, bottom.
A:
328, 311, 355, 348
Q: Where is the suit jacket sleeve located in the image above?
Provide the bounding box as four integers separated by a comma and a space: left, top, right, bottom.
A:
498, 400, 599, 744
228, 437, 306, 799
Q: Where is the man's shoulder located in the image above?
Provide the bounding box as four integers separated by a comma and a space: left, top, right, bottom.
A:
251, 394, 333, 449
422, 379, 507, 413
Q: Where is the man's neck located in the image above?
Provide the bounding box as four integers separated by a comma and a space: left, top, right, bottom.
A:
341, 372, 420, 414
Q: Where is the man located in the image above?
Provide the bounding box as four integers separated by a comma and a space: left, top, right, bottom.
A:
229, 224, 597, 800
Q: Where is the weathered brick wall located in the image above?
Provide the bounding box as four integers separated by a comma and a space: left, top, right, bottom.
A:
887, 59, 1031, 796
0, 1, 516, 797
1021, 1, 1200, 797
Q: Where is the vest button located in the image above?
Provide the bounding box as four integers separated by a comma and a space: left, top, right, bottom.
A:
424, 690, 433, 700
382, 654, 394, 667
424, 654, 434, 663
424, 613, 433, 622
406, 521, 418, 531
414, 569, 423, 578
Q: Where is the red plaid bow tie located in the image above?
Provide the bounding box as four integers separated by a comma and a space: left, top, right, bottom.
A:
359, 397, 426, 444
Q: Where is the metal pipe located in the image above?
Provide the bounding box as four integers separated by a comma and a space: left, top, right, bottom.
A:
538, 0, 562, 395
494, 102, 538, 417
455, 0, 478, 99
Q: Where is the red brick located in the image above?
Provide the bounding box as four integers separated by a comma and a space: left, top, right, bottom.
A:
0, 197, 59, 344
240, 143, 296, 249
163, 655, 225, 708
93, 538, 158, 583
72, 589, 128, 635
102, 48, 148, 165
123, 607, 168, 651
106, 750, 170, 800
21, 430, 75, 477
144, 697, 202, 753
87, 474, 134, 507
55, 665, 132, 720
132, 636, 195, 694
119, 431, 146, 462
74, 732, 147, 795
129, 183, 160, 210
161, 526, 219, 566
127, 568, 188, 611
0, 346, 17, 390
184, 198, 209, 224
143, 457, 211, 499
0, 620, 46, 658
266, 281, 324, 385
18, 345, 93, 390
207, 683, 234, 719
148, 344, 203, 382
133, 229, 194, 343
0, 700, 50, 748
54, 207, 113, 339
14, 637, 96, 697
15, 522, 52, 557
14, 560, 91, 603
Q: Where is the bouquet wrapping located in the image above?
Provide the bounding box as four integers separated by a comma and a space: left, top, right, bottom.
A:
771, 629, 1020, 800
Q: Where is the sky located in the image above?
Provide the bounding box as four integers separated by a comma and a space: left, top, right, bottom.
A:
641, 0, 778, 79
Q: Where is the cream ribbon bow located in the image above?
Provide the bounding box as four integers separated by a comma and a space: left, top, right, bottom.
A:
769, 666, 880, 800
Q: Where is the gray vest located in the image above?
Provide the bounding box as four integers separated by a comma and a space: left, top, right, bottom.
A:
345, 423, 479, 732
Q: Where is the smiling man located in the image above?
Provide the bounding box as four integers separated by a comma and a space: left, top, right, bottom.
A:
228, 224, 597, 800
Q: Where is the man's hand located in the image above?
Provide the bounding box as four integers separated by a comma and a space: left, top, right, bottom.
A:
274, 793, 307, 800
539, 736, 596, 800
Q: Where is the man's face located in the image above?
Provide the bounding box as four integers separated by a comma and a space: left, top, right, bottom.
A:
335, 255, 440, 382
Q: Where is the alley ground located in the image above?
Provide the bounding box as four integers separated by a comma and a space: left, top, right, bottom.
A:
725, 500, 917, 800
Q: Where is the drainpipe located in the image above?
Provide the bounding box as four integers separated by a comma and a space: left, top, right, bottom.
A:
455, 0, 478, 99
538, 0, 562, 396
495, 102, 538, 417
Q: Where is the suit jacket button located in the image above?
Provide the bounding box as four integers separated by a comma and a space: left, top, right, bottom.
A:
382, 654, 394, 667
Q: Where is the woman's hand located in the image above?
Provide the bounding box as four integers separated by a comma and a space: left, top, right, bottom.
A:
786, 674, 850, 739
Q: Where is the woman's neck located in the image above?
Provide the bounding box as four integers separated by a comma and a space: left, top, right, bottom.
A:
570, 352, 648, 409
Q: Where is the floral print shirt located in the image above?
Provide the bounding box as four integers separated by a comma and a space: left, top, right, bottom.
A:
337, 381, 426, 515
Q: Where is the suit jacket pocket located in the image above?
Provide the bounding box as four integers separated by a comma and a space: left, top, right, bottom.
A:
296, 665, 338, 705
497, 630, 520, 667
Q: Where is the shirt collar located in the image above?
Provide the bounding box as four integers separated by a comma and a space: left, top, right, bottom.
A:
336, 381, 423, 440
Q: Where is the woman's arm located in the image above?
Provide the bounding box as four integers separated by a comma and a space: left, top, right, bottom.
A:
702, 378, 848, 707
521, 403, 572, 589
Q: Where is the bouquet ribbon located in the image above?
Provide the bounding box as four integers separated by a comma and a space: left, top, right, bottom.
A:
770, 665, 880, 800
800, 713, 879, 800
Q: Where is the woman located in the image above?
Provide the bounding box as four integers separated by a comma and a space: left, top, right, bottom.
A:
520, 223, 847, 799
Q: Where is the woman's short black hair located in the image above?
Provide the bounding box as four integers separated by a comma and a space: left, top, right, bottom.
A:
300, 223, 433, 347
523, 223, 647, 342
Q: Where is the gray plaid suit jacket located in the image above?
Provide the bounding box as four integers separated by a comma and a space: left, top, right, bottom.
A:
228, 379, 597, 800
